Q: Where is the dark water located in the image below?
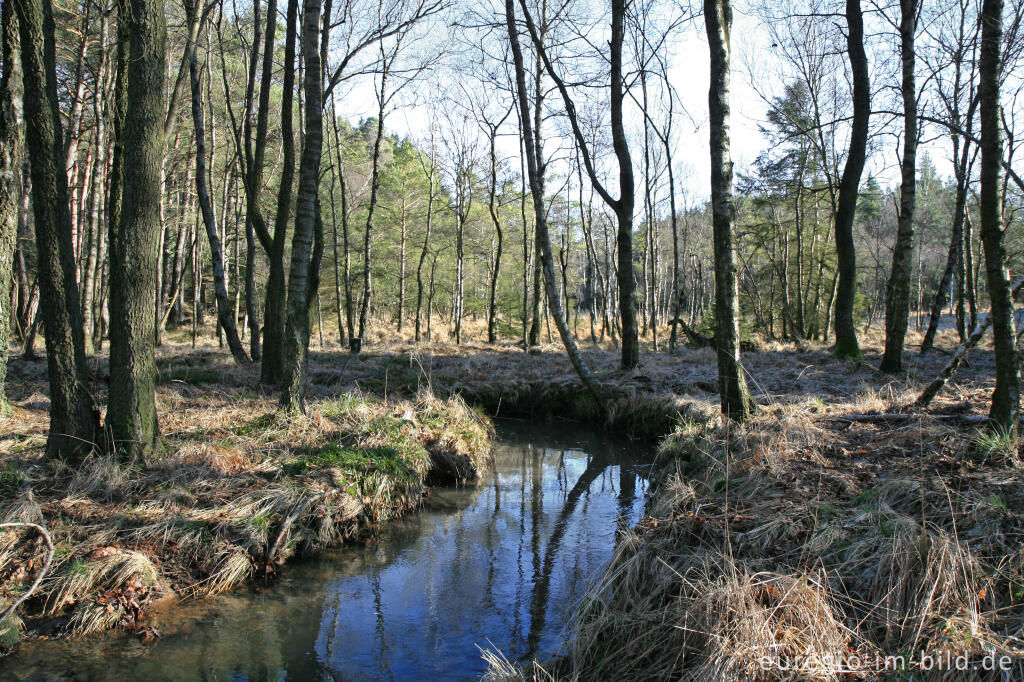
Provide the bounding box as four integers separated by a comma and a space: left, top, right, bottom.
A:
4, 421, 652, 681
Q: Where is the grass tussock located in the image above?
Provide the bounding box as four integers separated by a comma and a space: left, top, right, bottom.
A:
0, 349, 493, 647
559, 396, 1024, 680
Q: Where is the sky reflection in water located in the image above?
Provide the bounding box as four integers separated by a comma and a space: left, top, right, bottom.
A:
6, 420, 651, 682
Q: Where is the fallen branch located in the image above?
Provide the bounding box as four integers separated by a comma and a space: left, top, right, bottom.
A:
0, 520, 55, 624
670, 318, 714, 348
830, 412, 1024, 424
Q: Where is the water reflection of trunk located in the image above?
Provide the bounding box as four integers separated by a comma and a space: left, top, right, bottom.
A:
511, 444, 529, 646
484, 455, 502, 612
527, 445, 546, 647
371, 572, 391, 679
525, 456, 609, 658
618, 463, 637, 522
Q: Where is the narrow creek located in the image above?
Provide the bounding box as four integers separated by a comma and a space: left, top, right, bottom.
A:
5, 420, 654, 681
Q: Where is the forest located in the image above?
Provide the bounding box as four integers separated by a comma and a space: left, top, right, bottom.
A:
1, 0, 1024, 676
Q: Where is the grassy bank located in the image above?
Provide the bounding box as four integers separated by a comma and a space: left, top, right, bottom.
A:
0, 375, 491, 649
485, 341, 1019, 681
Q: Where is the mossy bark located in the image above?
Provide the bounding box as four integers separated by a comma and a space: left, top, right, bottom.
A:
978, 0, 1020, 433
14, 0, 98, 459
107, 0, 165, 460
0, 0, 21, 406
880, 0, 917, 373
280, 0, 322, 412
260, 0, 297, 386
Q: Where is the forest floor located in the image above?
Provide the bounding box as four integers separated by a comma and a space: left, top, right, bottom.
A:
2, 319, 1019, 680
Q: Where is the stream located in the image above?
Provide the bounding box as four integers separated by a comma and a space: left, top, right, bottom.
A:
4, 420, 653, 681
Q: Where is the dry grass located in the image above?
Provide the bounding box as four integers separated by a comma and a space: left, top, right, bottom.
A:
2, 318, 1012, 676
0, 340, 493, 647
556, 388, 1024, 680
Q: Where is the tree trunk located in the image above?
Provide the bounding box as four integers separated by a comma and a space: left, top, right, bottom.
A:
609, 0, 637, 370
978, 0, 1019, 432
705, 0, 753, 421
519, 0, 636, 368
833, 0, 870, 359
280, 0, 322, 411
964, 211, 978, 331
0, 0, 21, 405
107, 0, 165, 460
506, 0, 606, 413
454, 200, 466, 344
327, 148, 345, 345
397, 206, 407, 333
880, 0, 917, 373
529, 226, 541, 345
415, 148, 435, 343
921, 135, 970, 354
260, 0, 297, 384
14, 0, 99, 459
357, 91, 388, 343
187, 0, 248, 365
244, 0, 274, 361
486, 124, 503, 344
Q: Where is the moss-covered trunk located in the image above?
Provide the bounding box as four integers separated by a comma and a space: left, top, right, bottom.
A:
107, 0, 165, 460
880, 0, 917, 373
14, 0, 98, 459
832, 0, 870, 360
978, 0, 1020, 432
260, 0, 297, 386
280, 0, 322, 412
0, 0, 21, 406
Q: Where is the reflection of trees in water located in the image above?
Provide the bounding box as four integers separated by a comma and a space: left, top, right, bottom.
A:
18, 433, 648, 681
484, 451, 502, 613
525, 454, 606, 658
372, 571, 391, 679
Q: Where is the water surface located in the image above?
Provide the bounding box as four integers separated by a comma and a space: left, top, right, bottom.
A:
5, 420, 652, 681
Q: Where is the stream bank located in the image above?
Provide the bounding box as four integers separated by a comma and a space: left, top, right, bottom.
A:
3, 421, 653, 680
0, 389, 492, 649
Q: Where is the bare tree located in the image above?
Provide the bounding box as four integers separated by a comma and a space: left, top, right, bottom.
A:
978, 0, 1019, 432
833, 0, 870, 359
506, 0, 606, 412
705, 0, 753, 420
517, 0, 639, 370
880, 0, 918, 372
185, 0, 248, 365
